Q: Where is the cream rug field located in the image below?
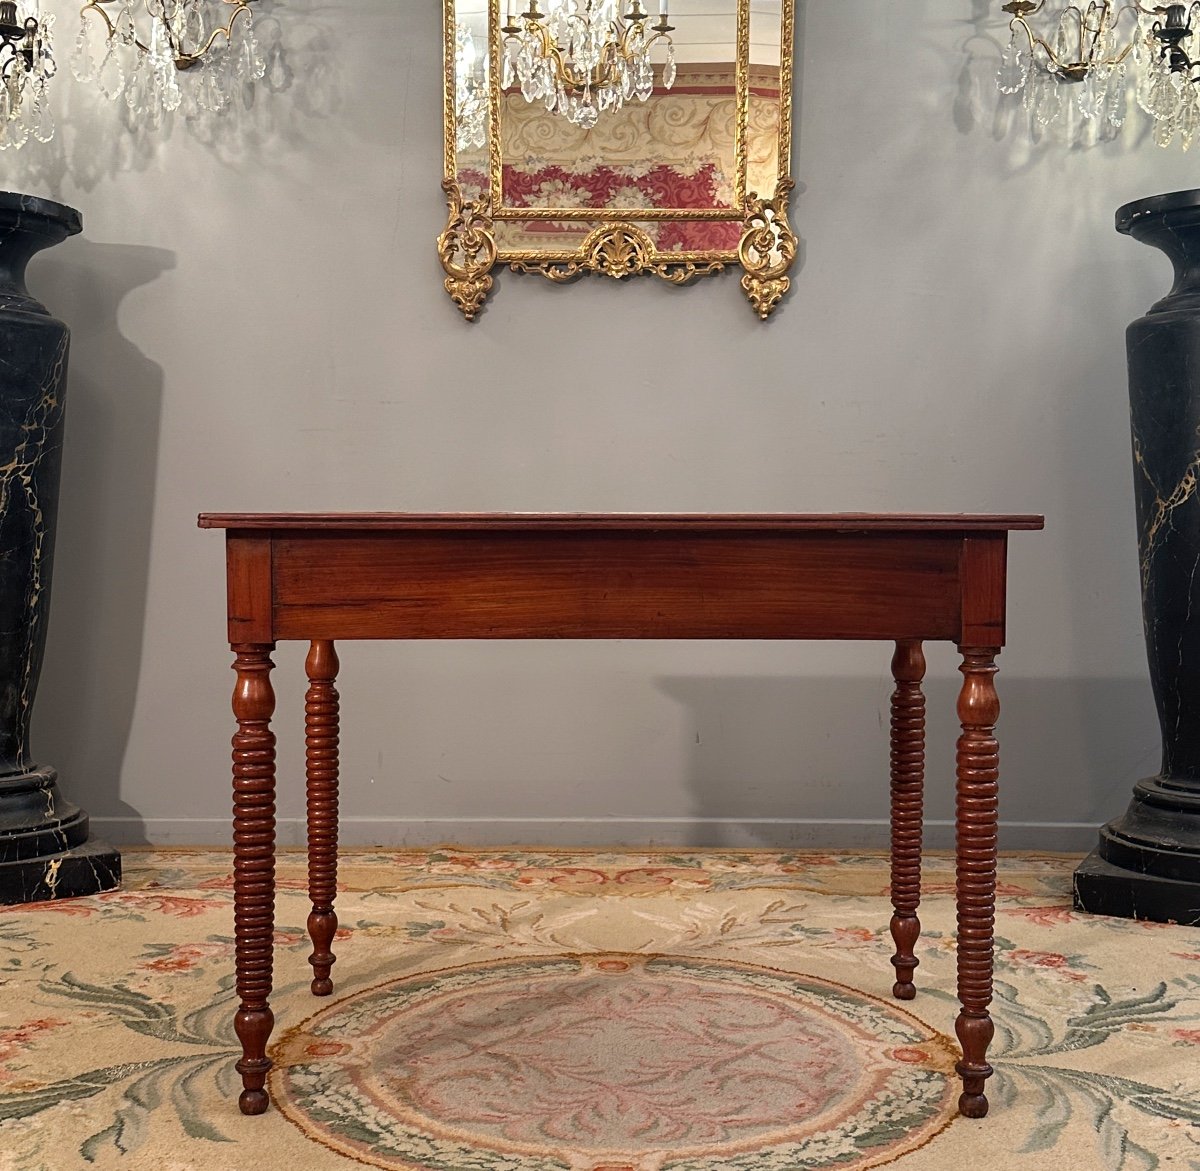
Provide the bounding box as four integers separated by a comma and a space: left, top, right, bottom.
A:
1, 848, 1199, 1171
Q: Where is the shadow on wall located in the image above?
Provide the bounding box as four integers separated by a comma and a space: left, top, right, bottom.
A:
658, 671, 1159, 852
27, 239, 175, 844
0, 0, 341, 196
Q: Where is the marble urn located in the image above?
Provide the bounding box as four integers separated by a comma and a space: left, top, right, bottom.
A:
0, 192, 120, 904
1075, 189, 1200, 924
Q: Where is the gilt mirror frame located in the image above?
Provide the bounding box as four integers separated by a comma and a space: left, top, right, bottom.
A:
439, 0, 797, 321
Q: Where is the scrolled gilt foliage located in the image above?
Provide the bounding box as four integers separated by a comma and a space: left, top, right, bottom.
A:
508, 222, 727, 286
738, 177, 797, 320
438, 179, 498, 322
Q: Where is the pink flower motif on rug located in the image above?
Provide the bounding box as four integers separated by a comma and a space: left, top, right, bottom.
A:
1001, 905, 1078, 927
1006, 949, 1090, 982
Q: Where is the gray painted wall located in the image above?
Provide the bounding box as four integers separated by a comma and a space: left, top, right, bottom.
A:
4, 1, 1190, 850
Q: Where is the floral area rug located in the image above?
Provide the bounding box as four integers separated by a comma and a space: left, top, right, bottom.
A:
2, 848, 1200, 1171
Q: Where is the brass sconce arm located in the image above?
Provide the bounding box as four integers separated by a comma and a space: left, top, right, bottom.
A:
80, 0, 256, 72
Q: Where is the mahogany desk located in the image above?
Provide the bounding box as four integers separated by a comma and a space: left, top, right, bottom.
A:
198, 512, 1044, 1120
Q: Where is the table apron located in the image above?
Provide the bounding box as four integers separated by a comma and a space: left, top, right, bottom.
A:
244, 530, 991, 643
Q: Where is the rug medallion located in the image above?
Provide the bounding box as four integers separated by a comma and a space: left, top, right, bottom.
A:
270, 952, 958, 1171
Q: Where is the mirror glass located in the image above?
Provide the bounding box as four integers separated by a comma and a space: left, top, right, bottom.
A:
453, 0, 492, 205
748, 0, 784, 198
441, 0, 796, 320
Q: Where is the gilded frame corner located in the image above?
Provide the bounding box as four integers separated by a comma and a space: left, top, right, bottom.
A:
439, 0, 796, 321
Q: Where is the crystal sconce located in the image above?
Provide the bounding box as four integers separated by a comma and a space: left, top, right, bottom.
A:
0, 0, 55, 150
71, 0, 266, 126
501, 0, 676, 129
998, 1, 1200, 147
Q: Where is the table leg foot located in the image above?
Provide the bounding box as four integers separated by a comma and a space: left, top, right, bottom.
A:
235, 1006, 275, 1115
953, 646, 1000, 1119
231, 644, 277, 1116
955, 1012, 995, 1118
307, 909, 337, 997
890, 916, 920, 1001
889, 640, 925, 1001
306, 640, 340, 998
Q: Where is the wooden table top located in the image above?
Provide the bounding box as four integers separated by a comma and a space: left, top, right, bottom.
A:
198, 512, 1045, 533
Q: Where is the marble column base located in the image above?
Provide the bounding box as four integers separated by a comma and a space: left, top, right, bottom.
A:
1073, 780, 1200, 925
1074, 849, 1200, 926
0, 765, 121, 905
0, 839, 121, 904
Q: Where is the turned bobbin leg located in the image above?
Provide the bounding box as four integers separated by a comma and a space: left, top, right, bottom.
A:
889, 640, 926, 1001
305, 640, 340, 997
954, 646, 1000, 1119
231, 644, 277, 1116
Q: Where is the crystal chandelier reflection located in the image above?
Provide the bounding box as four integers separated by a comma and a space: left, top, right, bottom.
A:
71, 0, 265, 126
0, 0, 55, 150
501, 0, 677, 130
998, 1, 1200, 147
456, 21, 488, 151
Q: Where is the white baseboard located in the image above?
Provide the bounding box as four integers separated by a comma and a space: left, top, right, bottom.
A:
89, 816, 1098, 853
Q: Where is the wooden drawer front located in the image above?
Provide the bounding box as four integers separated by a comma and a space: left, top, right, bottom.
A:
270, 531, 964, 641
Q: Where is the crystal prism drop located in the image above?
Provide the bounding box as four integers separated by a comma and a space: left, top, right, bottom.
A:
18, 89, 36, 135
32, 93, 53, 143
1076, 71, 1097, 118
635, 59, 652, 101
1150, 75, 1180, 119
1035, 77, 1062, 125
663, 42, 676, 89
997, 28, 1029, 94
1137, 41, 1162, 114
72, 26, 97, 82
148, 15, 168, 67
116, 4, 136, 46
7, 84, 28, 150
36, 17, 57, 81
1180, 92, 1200, 148
126, 51, 151, 111
199, 62, 223, 112
1054, 10, 1075, 65
518, 45, 536, 100
184, 1, 205, 49
96, 46, 125, 100
161, 64, 181, 112
576, 99, 598, 129
1107, 64, 1127, 127
233, 23, 263, 81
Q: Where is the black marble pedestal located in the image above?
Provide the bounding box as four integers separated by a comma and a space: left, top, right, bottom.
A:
1074, 190, 1200, 924
0, 766, 120, 903
0, 192, 119, 905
